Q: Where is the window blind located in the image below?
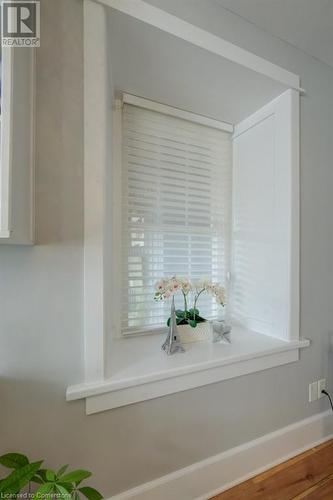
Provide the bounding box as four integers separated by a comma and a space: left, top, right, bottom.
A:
122, 103, 232, 333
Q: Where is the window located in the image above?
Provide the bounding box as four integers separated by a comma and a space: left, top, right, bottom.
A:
121, 103, 232, 334
68, 2, 306, 413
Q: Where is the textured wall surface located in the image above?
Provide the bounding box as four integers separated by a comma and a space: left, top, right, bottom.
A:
1, 0, 333, 496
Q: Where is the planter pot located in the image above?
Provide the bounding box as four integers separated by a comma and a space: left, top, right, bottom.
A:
178, 321, 211, 344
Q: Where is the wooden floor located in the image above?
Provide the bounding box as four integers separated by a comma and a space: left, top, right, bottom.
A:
212, 440, 333, 499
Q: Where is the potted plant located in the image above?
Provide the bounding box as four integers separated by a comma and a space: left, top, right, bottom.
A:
154, 277, 225, 343
0, 452, 103, 500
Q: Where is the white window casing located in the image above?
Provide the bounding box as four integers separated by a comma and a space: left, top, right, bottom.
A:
232, 89, 299, 342
70, 0, 308, 412
0, 47, 35, 244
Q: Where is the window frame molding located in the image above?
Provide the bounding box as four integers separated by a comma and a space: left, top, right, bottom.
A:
69, 0, 308, 412
0, 47, 35, 244
122, 93, 234, 133
94, 0, 304, 93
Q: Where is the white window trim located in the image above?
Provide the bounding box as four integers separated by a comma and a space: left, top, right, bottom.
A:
95, 0, 304, 93
0, 47, 13, 238
67, 325, 309, 414
67, 0, 309, 413
0, 46, 35, 244
122, 93, 234, 133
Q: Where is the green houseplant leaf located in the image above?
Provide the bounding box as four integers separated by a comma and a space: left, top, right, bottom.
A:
57, 464, 69, 477
34, 482, 55, 499
33, 468, 48, 484
0, 460, 43, 495
60, 469, 92, 485
0, 454, 103, 499
0, 453, 29, 469
45, 469, 56, 482
55, 484, 72, 499
188, 319, 197, 328
79, 486, 103, 500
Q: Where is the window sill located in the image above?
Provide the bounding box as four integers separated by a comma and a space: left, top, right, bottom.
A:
66, 325, 310, 414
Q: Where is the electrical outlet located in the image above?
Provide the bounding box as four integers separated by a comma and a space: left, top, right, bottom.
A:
309, 381, 318, 402
318, 379, 327, 399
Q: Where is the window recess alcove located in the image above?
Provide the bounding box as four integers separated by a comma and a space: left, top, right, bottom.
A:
66, 0, 309, 414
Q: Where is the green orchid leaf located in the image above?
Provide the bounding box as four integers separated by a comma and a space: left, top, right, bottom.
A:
0, 453, 29, 470
60, 470, 92, 485
195, 315, 206, 323
175, 310, 185, 318
188, 308, 199, 316
0, 460, 43, 495
79, 486, 103, 500
57, 465, 69, 478
167, 317, 170, 327
188, 319, 197, 328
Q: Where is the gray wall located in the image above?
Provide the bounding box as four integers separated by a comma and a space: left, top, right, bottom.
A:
1, 0, 333, 496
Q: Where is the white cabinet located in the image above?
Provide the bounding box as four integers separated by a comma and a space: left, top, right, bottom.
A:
0, 47, 35, 244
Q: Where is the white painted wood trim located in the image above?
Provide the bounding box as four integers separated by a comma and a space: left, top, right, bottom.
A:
0, 47, 36, 245
289, 89, 300, 341
28, 49, 36, 244
107, 409, 333, 500
109, 100, 123, 340
123, 94, 234, 132
232, 89, 299, 343
83, 0, 108, 381
95, 0, 302, 92
0, 47, 14, 237
67, 338, 309, 413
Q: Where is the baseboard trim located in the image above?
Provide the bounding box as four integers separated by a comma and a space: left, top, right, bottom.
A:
109, 409, 333, 500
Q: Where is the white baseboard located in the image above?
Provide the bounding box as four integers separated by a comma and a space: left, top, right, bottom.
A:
109, 409, 333, 500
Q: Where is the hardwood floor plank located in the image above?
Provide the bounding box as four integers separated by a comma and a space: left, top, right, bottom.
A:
292, 474, 333, 499
252, 449, 317, 484
294, 476, 333, 499
212, 440, 333, 500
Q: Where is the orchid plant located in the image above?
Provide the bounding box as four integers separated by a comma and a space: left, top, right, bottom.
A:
154, 277, 225, 328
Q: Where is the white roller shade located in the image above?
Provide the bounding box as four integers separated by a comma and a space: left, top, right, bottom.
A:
122, 103, 232, 333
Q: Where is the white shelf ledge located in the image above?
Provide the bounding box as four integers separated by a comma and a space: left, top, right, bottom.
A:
67, 326, 309, 414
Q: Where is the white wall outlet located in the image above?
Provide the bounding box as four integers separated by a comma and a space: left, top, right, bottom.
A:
318, 379, 327, 399
309, 381, 318, 402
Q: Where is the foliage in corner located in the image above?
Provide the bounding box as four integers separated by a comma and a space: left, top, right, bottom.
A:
0, 453, 103, 500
